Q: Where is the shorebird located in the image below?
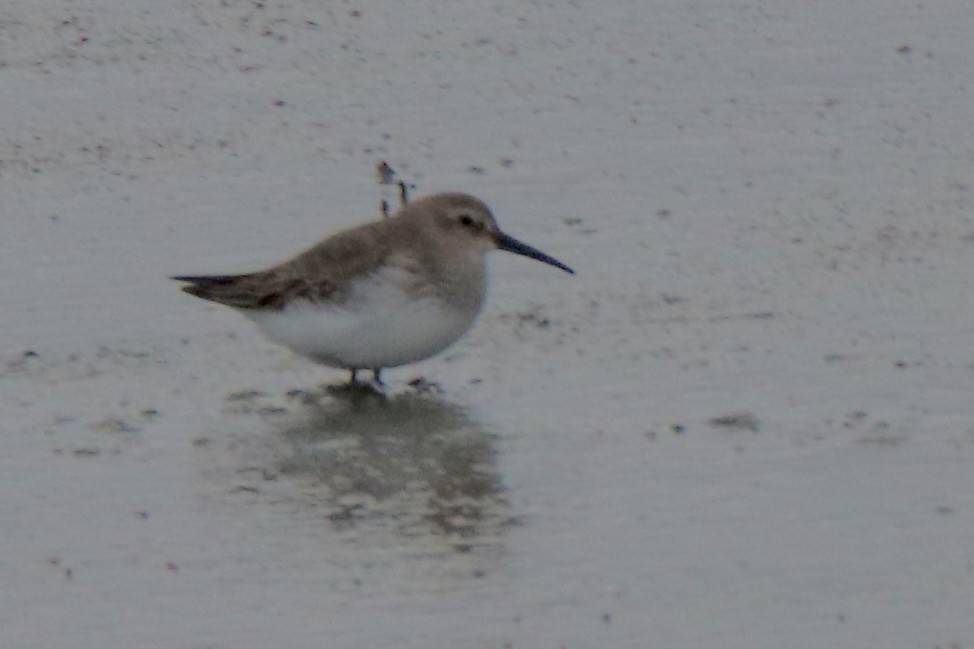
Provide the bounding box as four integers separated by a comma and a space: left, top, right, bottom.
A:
172, 192, 573, 384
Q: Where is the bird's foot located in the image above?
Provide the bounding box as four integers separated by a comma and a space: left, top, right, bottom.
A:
371, 368, 384, 387
324, 368, 386, 398
406, 376, 444, 395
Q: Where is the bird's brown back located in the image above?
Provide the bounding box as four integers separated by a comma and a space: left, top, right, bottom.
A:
176, 217, 413, 310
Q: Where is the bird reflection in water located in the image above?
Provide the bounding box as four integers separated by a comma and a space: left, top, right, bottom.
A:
275, 387, 510, 542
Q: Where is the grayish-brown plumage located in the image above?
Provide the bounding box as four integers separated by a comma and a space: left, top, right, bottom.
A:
172, 192, 573, 382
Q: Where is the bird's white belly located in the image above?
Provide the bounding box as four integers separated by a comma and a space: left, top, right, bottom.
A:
244, 275, 481, 369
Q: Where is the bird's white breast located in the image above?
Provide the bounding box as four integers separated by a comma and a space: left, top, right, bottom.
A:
244, 265, 483, 369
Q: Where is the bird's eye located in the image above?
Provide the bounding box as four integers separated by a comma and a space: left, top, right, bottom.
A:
459, 214, 475, 227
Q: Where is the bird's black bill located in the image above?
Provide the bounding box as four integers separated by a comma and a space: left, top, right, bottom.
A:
496, 232, 574, 275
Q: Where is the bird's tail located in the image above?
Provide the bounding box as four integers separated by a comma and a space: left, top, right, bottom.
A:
171, 274, 258, 308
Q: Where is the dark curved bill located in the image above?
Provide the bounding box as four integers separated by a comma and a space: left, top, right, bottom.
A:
496, 232, 575, 275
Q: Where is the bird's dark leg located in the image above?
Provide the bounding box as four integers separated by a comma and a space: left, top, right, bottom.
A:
372, 368, 384, 386
348, 368, 359, 384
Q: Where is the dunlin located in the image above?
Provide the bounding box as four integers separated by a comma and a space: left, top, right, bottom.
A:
172, 193, 573, 384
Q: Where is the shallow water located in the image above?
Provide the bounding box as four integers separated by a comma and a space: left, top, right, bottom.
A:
3, 1, 974, 647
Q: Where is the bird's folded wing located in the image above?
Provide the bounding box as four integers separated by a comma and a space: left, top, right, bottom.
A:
172, 273, 338, 310
172, 220, 396, 310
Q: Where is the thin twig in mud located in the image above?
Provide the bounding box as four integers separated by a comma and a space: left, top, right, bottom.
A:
375, 161, 413, 217
376, 161, 397, 218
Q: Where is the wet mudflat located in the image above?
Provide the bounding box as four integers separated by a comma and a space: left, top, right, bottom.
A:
2, 1, 974, 647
